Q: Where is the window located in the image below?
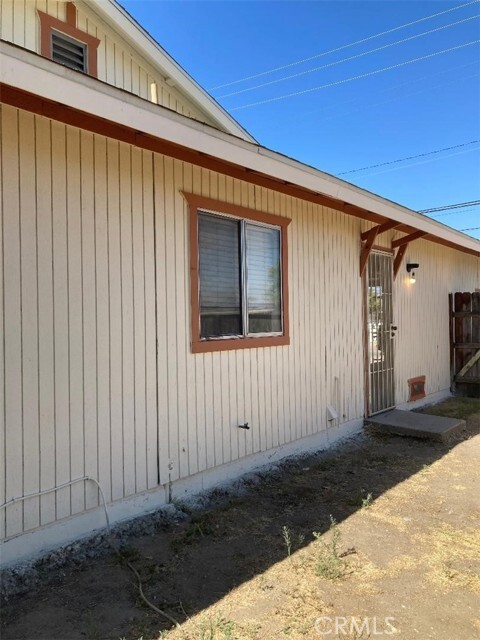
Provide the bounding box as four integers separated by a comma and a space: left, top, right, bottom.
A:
37, 4, 100, 78
185, 193, 291, 353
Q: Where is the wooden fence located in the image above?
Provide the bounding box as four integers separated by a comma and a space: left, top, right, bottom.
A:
449, 292, 480, 396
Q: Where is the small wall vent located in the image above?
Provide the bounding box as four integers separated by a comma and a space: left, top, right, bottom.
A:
51, 30, 87, 73
408, 376, 426, 402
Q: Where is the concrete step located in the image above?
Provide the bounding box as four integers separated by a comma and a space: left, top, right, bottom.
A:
366, 409, 466, 443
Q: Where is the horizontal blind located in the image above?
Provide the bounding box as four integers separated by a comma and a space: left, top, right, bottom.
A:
246, 223, 282, 334
198, 212, 242, 338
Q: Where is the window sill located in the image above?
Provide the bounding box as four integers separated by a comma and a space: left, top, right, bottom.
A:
192, 335, 290, 354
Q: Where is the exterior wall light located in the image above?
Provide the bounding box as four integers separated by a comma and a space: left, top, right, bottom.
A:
406, 262, 419, 284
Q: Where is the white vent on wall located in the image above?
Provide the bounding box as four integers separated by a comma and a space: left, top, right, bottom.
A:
51, 30, 87, 73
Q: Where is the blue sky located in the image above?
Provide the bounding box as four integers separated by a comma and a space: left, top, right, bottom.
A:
121, 0, 480, 237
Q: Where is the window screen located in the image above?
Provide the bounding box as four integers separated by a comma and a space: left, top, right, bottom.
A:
198, 212, 242, 339
246, 224, 282, 334
51, 31, 87, 72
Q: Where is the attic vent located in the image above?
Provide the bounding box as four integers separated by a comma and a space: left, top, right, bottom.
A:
51, 30, 87, 72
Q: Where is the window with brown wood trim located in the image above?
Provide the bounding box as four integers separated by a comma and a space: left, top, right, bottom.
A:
184, 193, 291, 353
37, 3, 100, 78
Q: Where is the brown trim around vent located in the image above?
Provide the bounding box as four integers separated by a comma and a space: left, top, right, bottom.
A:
37, 5, 100, 77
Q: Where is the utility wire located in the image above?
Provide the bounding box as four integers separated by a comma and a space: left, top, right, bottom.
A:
218, 15, 479, 99
259, 61, 478, 133
429, 207, 478, 218
209, 0, 480, 90
336, 141, 480, 176
230, 40, 480, 110
419, 200, 480, 213
351, 146, 480, 179
460, 226, 480, 231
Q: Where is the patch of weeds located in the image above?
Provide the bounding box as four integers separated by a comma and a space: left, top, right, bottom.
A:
172, 498, 193, 515
114, 545, 142, 565
173, 514, 215, 551
361, 492, 373, 509
313, 516, 347, 580
282, 525, 293, 557
313, 457, 337, 473
282, 525, 305, 557
198, 614, 237, 640
85, 613, 102, 640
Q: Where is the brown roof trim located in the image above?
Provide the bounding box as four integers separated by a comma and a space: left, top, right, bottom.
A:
1, 83, 478, 258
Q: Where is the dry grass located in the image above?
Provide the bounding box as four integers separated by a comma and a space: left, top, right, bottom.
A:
2, 398, 480, 640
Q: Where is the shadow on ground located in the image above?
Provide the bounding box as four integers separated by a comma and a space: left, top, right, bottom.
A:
1, 397, 479, 640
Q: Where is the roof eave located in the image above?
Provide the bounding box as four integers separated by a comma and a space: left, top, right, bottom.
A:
80, 0, 257, 143
1, 41, 479, 257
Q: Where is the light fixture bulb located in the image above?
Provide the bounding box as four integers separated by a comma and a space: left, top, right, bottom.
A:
409, 271, 416, 284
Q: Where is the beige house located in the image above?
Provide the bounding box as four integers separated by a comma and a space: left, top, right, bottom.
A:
0, 0, 479, 567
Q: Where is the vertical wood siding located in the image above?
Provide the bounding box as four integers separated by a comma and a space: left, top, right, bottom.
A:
393, 235, 479, 404
1, 105, 159, 538
0, 0, 213, 125
1, 104, 479, 542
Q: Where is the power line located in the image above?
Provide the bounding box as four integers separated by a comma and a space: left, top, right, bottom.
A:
460, 226, 480, 231
209, 0, 480, 91
217, 15, 479, 99
258, 60, 478, 133
429, 207, 478, 218
351, 146, 480, 179
230, 40, 480, 110
336, 141, 480, 176
419, 200, 480, 213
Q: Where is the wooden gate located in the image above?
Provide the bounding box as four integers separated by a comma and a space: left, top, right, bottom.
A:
449, 292, 480, 396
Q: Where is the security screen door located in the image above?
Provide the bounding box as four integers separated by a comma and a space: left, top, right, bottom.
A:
366, 250, 396, 415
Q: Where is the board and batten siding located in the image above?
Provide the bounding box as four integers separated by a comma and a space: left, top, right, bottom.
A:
1, 104, 367, 541
1, 105, 478, 544
0, 0, 213, 125
359, 224, 480, 406
393, 235, 479, 404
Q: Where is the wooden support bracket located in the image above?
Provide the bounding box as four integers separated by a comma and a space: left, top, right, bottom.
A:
393, 244, 408, 278
360, 220, 401, 242
391, 230, 428, 248
392, 230, 428, 279
360, 226, 379, 276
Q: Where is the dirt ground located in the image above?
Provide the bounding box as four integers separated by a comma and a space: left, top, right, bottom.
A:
1, 397, 480, 640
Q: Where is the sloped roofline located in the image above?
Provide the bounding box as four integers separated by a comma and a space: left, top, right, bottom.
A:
81, 0, 257, 143
1, 41, 479, 257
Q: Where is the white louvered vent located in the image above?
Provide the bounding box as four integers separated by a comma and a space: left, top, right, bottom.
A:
51, 31, 87, 72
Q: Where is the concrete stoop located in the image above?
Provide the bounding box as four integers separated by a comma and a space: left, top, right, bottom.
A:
366, 409, 466, 442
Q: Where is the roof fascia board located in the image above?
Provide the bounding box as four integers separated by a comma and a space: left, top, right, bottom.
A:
80, 0, 256, 143
1, 42, 479, 256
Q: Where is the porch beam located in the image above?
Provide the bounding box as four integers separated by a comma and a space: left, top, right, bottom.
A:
393, 244, 408, 279
359, 226, 379, 276
360, 220, 401, 241
391, 230, 428, 248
